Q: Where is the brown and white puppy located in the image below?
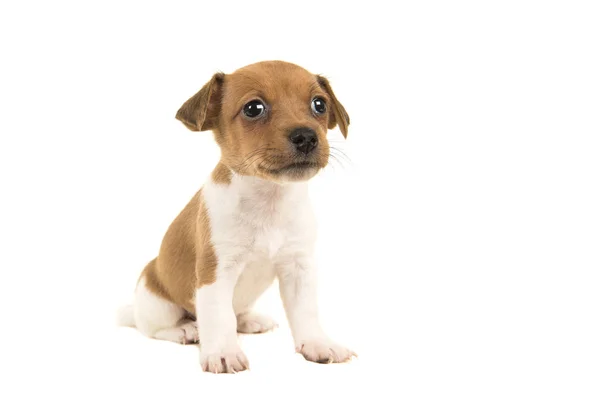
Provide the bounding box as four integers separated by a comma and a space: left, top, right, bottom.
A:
117, 60, 354, 373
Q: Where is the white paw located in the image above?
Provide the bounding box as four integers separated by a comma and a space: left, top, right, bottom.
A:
296, 338, 356, 364
178, 320, 199, 344
237, 312, 278, 334
199, 346, 250, 374
152, 320, 198, 345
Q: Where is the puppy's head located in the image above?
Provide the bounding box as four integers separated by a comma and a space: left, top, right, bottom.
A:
175, 61, 349, 182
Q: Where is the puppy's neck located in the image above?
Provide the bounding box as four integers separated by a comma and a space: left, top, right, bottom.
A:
231, 171, 309, 200
207, 161, 311, 212
204, 163, 313, 228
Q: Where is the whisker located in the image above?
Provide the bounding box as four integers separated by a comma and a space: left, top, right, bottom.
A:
329, 146, 353, 168
232, 146, 278, 174
327, 153, 344, 171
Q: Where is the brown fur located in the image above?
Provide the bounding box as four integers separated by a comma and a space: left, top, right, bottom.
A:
175, 72, 224, 132
139, 61, 349, 313
211, 162, 232, 184
317, 76, 350, 137
141, 189, 216, 315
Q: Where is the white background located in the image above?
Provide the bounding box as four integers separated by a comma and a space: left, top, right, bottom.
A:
1, 0, 599, 399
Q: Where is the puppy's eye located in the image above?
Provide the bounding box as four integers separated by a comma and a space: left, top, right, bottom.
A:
242, 100, 266, 119
311, 97, 327, 115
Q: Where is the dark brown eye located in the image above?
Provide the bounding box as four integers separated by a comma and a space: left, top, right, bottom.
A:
311, 97, 327, 115
243, 100, 266, 119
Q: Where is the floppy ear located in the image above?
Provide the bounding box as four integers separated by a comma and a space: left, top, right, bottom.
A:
175, 72, 225, 131
317, 75, 350, 138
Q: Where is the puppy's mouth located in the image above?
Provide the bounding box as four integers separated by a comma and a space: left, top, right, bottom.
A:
260, 161, 320, 175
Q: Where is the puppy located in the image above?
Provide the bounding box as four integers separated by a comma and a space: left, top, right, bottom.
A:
117, 60, 354, 373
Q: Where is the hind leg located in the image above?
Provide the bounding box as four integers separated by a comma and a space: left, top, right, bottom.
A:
233, 263, 278, 334
133, 277, 199, 344
237, 312, 278, 334
153, 320, 199, 344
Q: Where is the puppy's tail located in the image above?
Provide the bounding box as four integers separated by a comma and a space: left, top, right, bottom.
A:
116, 304, 136, 328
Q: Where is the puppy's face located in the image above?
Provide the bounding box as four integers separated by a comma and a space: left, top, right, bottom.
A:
176, 61, 349, 182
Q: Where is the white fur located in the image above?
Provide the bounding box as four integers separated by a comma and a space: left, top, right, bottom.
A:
236, 312, 278, 333
154, 320, 199, 344
195, 171, 353, 370
131, 277, 198, 344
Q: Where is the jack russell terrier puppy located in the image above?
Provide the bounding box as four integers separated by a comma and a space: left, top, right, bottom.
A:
117, 60, 355, 373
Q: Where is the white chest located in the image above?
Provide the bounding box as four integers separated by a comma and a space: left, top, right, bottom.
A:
253, 227, 286, 258
203, 174, 317, 265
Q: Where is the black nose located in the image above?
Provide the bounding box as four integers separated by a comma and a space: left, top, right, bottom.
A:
288, 128, 318, 155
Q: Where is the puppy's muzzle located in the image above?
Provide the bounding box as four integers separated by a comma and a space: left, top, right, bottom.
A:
289, 127, 318, 155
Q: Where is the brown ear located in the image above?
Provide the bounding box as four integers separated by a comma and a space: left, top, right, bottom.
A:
317, 75, 350, 138
175, 72, 225, 131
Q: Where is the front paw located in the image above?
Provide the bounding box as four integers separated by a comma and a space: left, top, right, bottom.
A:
199, 347, 250, 373
296, 338, 357, 364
